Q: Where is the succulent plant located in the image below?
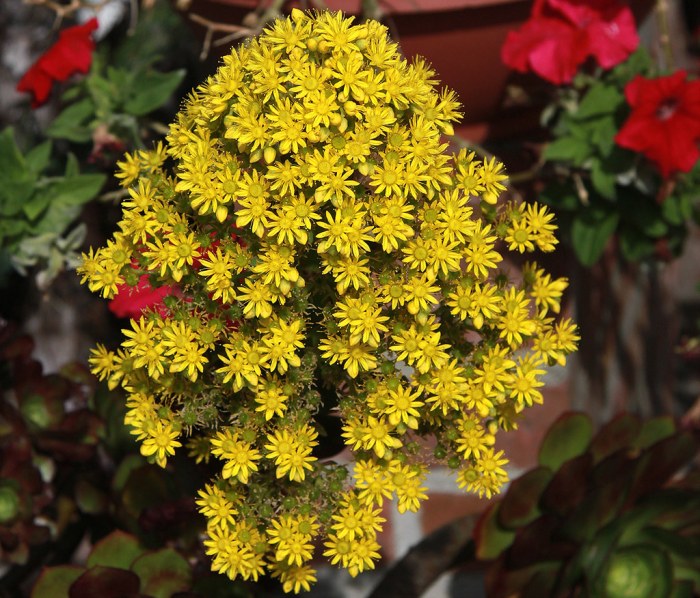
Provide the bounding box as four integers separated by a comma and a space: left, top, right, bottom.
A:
474, 412, 700, 598
0, 320, 207, 595
31, 530, 194, 598
0, 320, 104, 566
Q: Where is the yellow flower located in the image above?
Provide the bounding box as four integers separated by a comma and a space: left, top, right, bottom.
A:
80, 9, 579, 591
140, 420, 182, 467
389, 461, 428, 513
353, 459, 394, 507
211, 429, 261, 483
361, 416, 402, 458
196, 483, 237, 527
384, 383, 423, 429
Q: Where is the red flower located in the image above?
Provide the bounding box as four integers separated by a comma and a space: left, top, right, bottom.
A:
501, 0, 638, 84
16, 18, 98, 108
615, 71, 700, 178
109, 274, 179, 319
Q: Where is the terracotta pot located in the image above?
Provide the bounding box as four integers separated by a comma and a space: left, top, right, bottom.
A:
181, 0, 532, 137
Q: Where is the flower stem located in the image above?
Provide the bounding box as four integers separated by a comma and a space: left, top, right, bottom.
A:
656, 0, 675, 71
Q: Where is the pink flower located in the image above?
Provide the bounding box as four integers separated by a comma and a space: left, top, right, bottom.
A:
501, 0, 638, 85
17, 18, 98, 107
615, 71, 700, 178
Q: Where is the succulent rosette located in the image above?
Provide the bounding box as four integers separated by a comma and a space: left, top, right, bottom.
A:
78, 10, 577, 592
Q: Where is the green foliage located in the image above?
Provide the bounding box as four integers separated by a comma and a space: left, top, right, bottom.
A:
474, 412, 700, 597
0, 128, 105, 287
537, 412, 593, 470
31, 529, 252, 598
48, 63, 185, 146
539, 48, 700, 265
32, 530, 192, 598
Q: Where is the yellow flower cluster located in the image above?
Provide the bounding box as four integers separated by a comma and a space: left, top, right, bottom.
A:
79, 10, 578, 592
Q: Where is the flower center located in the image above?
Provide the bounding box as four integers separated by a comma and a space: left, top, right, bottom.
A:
656, 98, 678, 121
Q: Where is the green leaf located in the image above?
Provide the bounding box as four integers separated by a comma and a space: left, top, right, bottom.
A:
637, 527, 700, 559
543, 135, 591, 165
589, 414, 641, 462
575, 83, 623, 120
589, 115, 618, 157
28, 201, 81, 238
573, 520, 627, 586
123, 69, 185, 116
611, 47, 654, 85
51, 174, 106, 207
0, 128, 27, 176
540, 181, 580, 211
634, 417, 676, 451
590, 159, 617, 200
22, 188, 52, 221
111, 0, 189, 71
498, 467, 552, 529
131, 548, 192, 598
75, 479, 108, 515
0, 178, 36, 217
25, 141, 52, 175
0, 128, 35, 216
540, 454, 594, 516
87, 530, 145, 570
64, 154, 79, 178
31, 565, 83, 598
619, 225, 656, 262
617, 489, 700, 547
0, 217, 28, 243
662, 192, 693, 225
474, 503, 516, 559
571, 207, 619, 266
627, 433, 698, 503
538, 412, 593, 471
87, 72, 122, 116
47, 99, 95, 142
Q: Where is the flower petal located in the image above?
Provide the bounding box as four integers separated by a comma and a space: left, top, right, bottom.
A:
15, 18, 98, 107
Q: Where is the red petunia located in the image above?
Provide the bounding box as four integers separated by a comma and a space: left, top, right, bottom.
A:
501, 0, 638, 85
615, 71, 700, 178
109, 274, 179, 319
17, 18, 98, 108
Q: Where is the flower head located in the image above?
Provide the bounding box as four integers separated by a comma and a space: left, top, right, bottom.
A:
79, 9, 576, 591
17, 18, 98, 107
615, 70, 700, 178
501, 0, 638, 84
